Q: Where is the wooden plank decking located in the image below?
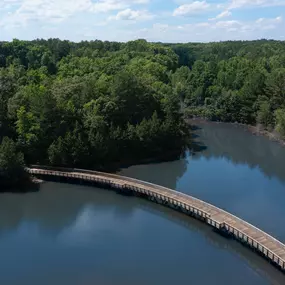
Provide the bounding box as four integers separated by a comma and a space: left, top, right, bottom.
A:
27, 166, 285, 272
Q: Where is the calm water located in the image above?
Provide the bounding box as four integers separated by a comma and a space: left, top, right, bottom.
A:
1, 122, 285, 285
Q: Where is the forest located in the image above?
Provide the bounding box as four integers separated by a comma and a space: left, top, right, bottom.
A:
1, 38, 285, 188
169, 40, 285, 134
0, 39, 186, 188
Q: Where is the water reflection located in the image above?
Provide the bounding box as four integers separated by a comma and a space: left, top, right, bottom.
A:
0, 183, 136, 236
119, 154, 188, 188
191, 121, 285, 183
1, 122, 285, 285
0, 182, 284, 285
137, 201, 285, 285
121, 125, 285, 243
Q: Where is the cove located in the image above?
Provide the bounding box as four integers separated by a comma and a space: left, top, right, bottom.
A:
0, 121, 285, 285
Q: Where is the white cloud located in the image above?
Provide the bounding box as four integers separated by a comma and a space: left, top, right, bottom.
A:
209, 10, 232, 21
215, 20, 241, 28
212, 17, 282, 31
173, 1, 210, 17
216, 10, 232, 19
0, 0, 284, 42
255, 15, 282, 30
0, 0, 150, 28
91, 1, 127, 13
0, 0, 91, 28
256, 16, 282, 24
108, 8, 153, 21
228, 0, 285, 9
0, 0, 21, 10
91, 0, 149, 13
134, 15, 283, 42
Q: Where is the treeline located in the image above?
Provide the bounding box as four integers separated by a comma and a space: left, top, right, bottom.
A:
169, 40, 285, 136
2, 38, 285, 188
0, 39, 187, 188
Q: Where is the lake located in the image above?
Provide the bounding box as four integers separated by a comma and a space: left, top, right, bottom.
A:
1, 121, 285, 285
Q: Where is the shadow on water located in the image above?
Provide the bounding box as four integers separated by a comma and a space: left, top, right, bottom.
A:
186, 123, 208, 154
120, 153, 189, 189
0, 182, 40, 194
104, 150, 185, 173
187, 122, 203, 131
0, 150, 190, 234
0, 183, 284, 284
189, 121, 285, 183
189, 139, 208, 153
1, 121, 285, 284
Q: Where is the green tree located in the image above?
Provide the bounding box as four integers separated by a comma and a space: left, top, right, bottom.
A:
257, 101, 273, 128
0, 137, 28, 189
266, 68, 285, 109
275, 109, 285, 137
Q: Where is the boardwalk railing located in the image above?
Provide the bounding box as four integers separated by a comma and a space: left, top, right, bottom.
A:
27, 165, 285, 272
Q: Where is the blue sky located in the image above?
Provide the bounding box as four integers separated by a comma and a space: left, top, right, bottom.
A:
0, 0, 284, 42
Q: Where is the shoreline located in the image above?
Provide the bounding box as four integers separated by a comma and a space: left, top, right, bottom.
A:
90, 149, 186, 173
3, 148, 187, 194
0, 177, 43, 194
246, 125, 285, 147
185, 117, 285, 147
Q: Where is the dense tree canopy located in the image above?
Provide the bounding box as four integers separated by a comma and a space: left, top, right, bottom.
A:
0, 38, 187, 180
168, 40, 285, 136
1, 38, 285, 188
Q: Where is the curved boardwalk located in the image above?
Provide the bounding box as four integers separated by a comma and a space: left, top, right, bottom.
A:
27, 166, 285, 272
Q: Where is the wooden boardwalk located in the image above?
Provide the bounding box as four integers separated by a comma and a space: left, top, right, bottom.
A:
27, 166, 285, 272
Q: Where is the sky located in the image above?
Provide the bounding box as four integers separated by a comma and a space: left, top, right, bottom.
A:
0, 0, 284, 43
